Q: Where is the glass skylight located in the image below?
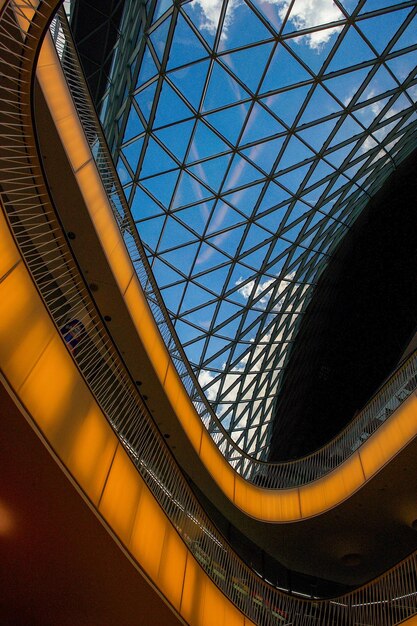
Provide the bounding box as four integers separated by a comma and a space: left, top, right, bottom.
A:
105, 0, 417, 459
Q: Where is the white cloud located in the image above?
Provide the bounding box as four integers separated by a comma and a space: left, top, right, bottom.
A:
192, 0, 343, 49
192, 0, 241, 38
276, 0, 343, 49
236, 272, 295, 310
236, 276, 275, 305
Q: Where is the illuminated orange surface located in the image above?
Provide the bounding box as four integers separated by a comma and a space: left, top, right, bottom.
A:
35, 31, 417, 523
0, 202, 256, 625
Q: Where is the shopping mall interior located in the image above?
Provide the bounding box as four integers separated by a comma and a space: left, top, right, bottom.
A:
1, 0, 417, 624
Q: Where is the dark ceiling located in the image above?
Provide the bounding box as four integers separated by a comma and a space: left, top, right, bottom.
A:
69, 0, 125, 109
270, 149, 417, 461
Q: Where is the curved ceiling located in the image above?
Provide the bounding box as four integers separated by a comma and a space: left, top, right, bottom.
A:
93, 0, 417, 458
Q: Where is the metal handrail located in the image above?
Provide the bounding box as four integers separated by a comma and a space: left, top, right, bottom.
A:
0, 2, 416, 625
52, 8, 417, 488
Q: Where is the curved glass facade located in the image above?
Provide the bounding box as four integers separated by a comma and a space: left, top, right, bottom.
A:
103, 0, 417, 458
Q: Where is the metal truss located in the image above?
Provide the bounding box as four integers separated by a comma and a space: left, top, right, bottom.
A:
105, 0, 417, 459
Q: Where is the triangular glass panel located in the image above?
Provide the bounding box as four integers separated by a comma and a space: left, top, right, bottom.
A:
257, 180, 290, 212
117, 154, 133, 184
208, 224, 247, 257
215, 315, 240, 340
322, 66, 371, 107
343, 158, 367, 182
207, 202, 245, 235
228, 263, 256, 294
153, 0, 173, 22
275, 135, 314, 172
134, 81, 158, 123
187, 120, 230, 161
353, 96, 389, 126
166, 13, 209, 70
215, 299, 243, 325
358, 8, 411, 54
261, 44, 312, 94
141, 169, 180, 206
140, 137, 178, 177
220, 42, 274, 93
203, 335, 231, 364
160, 283, 186, 315
287, 0, 343, 32
240, 102, 285, 144
275, 162, 311, 193
135, 45, 159, 87
241, 136, 286, 174
392, 14, 417, 53
224, 181, 266, 217
149, 16, 171, 62
202, 61, 250, 112
384, 93, 414, 120
121, 137, 144, 174
205, 102, 251, 144
261, 85, 310, 127
172, 170, 213, 209
297, 118, 338, 152
359, 0, 397, 14
301, 180, 331, 206
161, 240, 201, 274
372, 119, 399, 145
299, 84, 342, 125
285, 200, 312, 225
284, 35, 334, 75
154, 118, 195, 162
194, 264, 232, 295
182, 0, 221, 48
220, 372, 241, 397
152, 257, 184, 288
153, 81, 194, 128
123, 104, 145, 142
131, 186, 165, 221
256, 203, 288, 234
175, 199, 215, 236
218, 0, 273, 52
327, 26, 377, 72
136, 215, 165, 250
240, 223, 270, 254
182, 281, 216, 311
186, 301, 219, 328
247, 0, 282, 32
266, 252, 291, 277
195, 241, 230, 270
188, 154, 232, 193
168, 58, 210, 109
223, 154, 263, 191
328, 115, 364, 149
175, 320, 205, 346
358, 66, 400, 104
240, 241, 271, 271
158, 216, 198, 252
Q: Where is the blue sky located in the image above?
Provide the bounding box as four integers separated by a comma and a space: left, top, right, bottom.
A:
114, 0, 417, 455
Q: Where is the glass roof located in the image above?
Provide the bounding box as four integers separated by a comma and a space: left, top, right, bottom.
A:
106, 0, 417, 458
